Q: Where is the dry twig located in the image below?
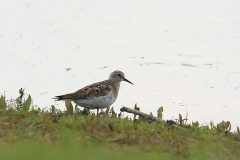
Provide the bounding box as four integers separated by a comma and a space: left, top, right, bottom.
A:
120, 106, 186, 131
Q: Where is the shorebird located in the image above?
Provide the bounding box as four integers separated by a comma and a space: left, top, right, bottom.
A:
54, 70, 133, 115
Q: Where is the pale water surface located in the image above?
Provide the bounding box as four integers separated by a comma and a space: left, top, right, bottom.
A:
1, 0, 240, 130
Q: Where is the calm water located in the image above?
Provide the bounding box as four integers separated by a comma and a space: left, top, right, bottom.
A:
1, 0, 240, 130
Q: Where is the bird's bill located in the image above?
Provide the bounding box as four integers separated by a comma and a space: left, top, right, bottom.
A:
124, 78, 134, 85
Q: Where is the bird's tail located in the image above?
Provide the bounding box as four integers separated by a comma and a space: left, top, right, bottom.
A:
53, 95, 67, 101
53, 92, 76, 101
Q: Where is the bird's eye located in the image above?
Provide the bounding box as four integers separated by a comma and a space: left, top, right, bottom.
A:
118, 74, 121, 77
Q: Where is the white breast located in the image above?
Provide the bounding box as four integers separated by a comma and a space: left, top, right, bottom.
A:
73, 94, 117, 109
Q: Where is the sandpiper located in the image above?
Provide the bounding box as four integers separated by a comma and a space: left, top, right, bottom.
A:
54, 70, 133, 115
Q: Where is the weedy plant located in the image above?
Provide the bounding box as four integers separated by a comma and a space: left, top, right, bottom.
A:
0, 89, 240, 160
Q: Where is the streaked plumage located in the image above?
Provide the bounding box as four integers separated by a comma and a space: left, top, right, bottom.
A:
54, 70, 133, 115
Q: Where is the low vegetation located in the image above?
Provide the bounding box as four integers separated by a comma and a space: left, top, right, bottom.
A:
0, 89, 240, 160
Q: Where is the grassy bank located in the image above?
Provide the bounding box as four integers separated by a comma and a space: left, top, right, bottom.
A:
0, 89, 240, 160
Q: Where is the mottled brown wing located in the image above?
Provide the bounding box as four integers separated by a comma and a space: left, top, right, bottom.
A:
55, 80, 115, 100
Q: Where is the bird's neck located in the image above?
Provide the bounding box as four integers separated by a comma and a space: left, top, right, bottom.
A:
108, 78, 121, 90
115, 81, 120, 90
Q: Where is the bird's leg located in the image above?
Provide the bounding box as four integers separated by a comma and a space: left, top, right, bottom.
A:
97, 108, 99, 116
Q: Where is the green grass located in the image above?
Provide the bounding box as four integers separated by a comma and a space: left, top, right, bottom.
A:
0, 90, 240, 160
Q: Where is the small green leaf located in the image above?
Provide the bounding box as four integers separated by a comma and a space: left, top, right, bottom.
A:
157, 106, 163, 119
66, 68, 71, 71
65, 100, 73, 115
0, 95, 7, 110
150, 112, 153, 116
179, 114, 183, 125
134, 103, 140, 111
134, 104, 140, 120
19, 88, 25, 99
192, 121, 199, 127
23, 95, 32, 111
228, 123, 231, 132
225, 121, 231, 130
82, 106, 90, 115
105, 106, 110, 116
110, 107, 116, 117
51, 105, 55, 113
